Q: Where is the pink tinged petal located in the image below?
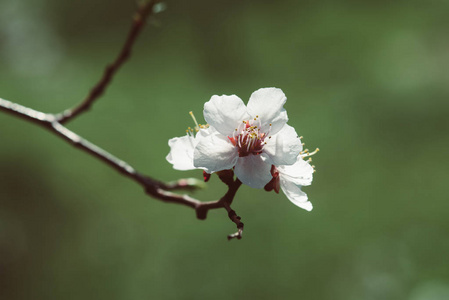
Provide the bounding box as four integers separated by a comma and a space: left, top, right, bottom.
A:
193, 132, 238, 173
263, 124, 302, 165
278, 158, 314, 186
203, 95, 250, 136
279, 177, 313, 211
166, 135, 197, 171
234, 155, 272, 189
247, 87, 288, 135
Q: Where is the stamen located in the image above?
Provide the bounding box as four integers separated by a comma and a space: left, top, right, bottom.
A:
308, 148, 320, 156
302, 148, 320, 157
189, 111, 200, 132
247, 138, 253, 152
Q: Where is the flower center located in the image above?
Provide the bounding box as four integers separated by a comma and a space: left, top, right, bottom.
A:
228, 116, 271, 157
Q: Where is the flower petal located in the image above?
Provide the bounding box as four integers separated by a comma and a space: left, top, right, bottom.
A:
263, 124, 302, 165
203, 95, 250, 136
279, 177, 313, 211
196, 126, 216, 141
166, 135, 197, 170
234, 155, 272, 188
278, 158, 314, 186
247, 87, 288, 135
193, 131, 238, 173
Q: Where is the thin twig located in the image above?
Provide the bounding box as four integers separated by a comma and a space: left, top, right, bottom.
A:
222, 180, 244, 240
56, 1, 157, 124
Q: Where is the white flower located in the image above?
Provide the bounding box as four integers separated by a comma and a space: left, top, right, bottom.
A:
264, 154, 315, 211
193, 87, 302, 188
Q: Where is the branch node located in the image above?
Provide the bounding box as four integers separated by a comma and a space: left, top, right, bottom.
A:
196, 206, 209, 220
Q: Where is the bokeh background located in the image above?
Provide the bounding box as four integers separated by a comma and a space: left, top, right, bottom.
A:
1, 0, 448, 299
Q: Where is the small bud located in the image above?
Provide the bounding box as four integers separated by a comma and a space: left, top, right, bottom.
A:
203, 171, 211, 182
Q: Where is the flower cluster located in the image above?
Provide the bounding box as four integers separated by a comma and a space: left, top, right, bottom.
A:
166, 88, 318, 211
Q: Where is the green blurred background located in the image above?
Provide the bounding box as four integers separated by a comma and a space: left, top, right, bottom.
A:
1, 0, 448, 299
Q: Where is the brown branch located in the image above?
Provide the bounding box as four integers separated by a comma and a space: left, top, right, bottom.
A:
225, 205, 244, 240
0, 2, 247, 240
55, 1, 157, 124
0, 98, 245, 239
222, 180, 244, 240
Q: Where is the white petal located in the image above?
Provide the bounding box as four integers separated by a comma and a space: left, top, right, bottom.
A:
234, 155, 272, 188
278, 158, 314, 186
203, 95, 250, 136
280, 177, 313, 211
247, 87, 288, 135
193, 132, 238, 173
195, 126, 216, 141
263, 124, 302, 165
166, 135, 197, 170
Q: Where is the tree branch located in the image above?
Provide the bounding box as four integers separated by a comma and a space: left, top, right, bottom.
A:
0, 2, 246, 240
55, 1, 157, 124
0, 98, 245, 239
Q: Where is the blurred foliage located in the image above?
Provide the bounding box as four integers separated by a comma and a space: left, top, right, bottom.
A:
1, 0, 449, 299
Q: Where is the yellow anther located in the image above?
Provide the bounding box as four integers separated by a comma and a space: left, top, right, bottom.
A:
254, 118, 257, 120
256, 115, 259, 118
299, 136, 303, 139
269, 123, 272, 126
